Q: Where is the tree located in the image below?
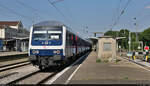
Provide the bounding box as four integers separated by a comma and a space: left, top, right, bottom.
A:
104, 29, 129, 50
139, 27, 150, 46
118, 29, 129, 50
104, 30, 119, 38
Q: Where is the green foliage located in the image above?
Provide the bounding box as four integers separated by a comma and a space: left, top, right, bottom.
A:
104, 29, 129, 50
104, 30, 119, 38
139, 27, 150, 41
96, 58, 101, 63
124, 77, 129, 80
139, 27, 150, 47
131, 32, 136, 42
103, 59, 109, 63
115, 59, 121, 64
118, 29, 129, 50
104, 28, 150, 51
131, 42, 139, 50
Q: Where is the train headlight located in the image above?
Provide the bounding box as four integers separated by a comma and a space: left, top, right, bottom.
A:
53, 50, 60, 54
32, 50, 39, 54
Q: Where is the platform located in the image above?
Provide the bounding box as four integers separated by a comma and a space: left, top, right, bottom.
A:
67, 51, 150, 84
0, 58, 29, 67
0, 51, 29, 67
0, 51, 28, 57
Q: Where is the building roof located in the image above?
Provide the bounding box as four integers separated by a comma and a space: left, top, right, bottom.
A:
98, 36, 113, 38
0, 21, 20, 26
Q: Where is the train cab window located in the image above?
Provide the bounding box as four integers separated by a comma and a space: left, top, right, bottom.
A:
48, 35, 60, 40
48, 31, 62, 40
33, 30, 47, 34
33, 30, 47, 40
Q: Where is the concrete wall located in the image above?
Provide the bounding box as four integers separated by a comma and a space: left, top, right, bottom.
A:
97, 37, 116, 61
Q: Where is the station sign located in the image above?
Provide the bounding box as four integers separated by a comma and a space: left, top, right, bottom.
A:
144, 46, 149, 51
135, 52, 139, 55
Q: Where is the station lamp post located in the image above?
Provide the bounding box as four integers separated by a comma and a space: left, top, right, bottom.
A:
133, 17, 139, 42
116, 37, 126, 60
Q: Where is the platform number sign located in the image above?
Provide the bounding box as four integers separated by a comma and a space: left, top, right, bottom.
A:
144, 46, 149, 51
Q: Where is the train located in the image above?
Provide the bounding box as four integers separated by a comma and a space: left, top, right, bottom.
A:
0, 39, 3, 51
28, 21, 91, 70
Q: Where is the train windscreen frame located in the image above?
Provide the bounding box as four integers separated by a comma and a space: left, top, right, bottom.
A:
31, 27, 63, 46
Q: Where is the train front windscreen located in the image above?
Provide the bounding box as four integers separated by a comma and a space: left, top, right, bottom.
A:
31, 28, 62, 46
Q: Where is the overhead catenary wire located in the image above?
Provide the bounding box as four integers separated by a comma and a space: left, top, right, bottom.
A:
15, 0, 38, 12
50, 0, 64, 4
62, 1, 74, 25
61, 1, 88, 37
0, 2, 32, 20
15, 0, 58, 24
0, 7, 13, 17
47, 0, 71, 23
109, 0, 122, 31
47, 0, 86, 38
110, 0, 132, 30
116, 0, 122, 17
134, 1, 150, 23
15, 0, 43, 23
112, 0, 131, 29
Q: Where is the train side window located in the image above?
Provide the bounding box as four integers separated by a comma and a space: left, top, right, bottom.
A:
66, 31, 69, 46
67, 33, 69, 40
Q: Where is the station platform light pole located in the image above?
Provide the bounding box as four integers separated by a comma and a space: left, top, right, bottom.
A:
133, 17, 139, 42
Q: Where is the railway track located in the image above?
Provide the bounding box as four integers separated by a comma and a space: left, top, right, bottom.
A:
7, 69, 57, 85
0, 60, 29, 68
0, 61, 30, 72
2, 52, 90, 85
5, 56, 77, 85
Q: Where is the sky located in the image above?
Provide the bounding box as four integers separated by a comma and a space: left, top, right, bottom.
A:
0, 0, 150, 38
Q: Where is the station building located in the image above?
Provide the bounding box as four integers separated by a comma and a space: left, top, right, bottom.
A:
89, 36, 116, 61
0, 21, 29, 52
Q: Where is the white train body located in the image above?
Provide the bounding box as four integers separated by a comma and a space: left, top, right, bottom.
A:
28, 21, 91, 69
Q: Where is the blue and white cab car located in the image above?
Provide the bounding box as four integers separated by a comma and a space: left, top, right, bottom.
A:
29, 21, 91, 70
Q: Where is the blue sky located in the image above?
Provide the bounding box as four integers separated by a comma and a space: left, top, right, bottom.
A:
0, 0, 150, 38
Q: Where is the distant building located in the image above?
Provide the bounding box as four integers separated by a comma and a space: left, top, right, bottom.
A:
0, 21, 23, 30
0, 21, 29, 39
0, 21, 29, 52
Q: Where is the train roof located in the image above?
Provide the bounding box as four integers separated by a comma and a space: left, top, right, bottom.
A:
33, 21, 64, 27
33, 21, 91, 45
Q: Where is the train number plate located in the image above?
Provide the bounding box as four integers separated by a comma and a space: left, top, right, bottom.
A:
43, 46, 46, 49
